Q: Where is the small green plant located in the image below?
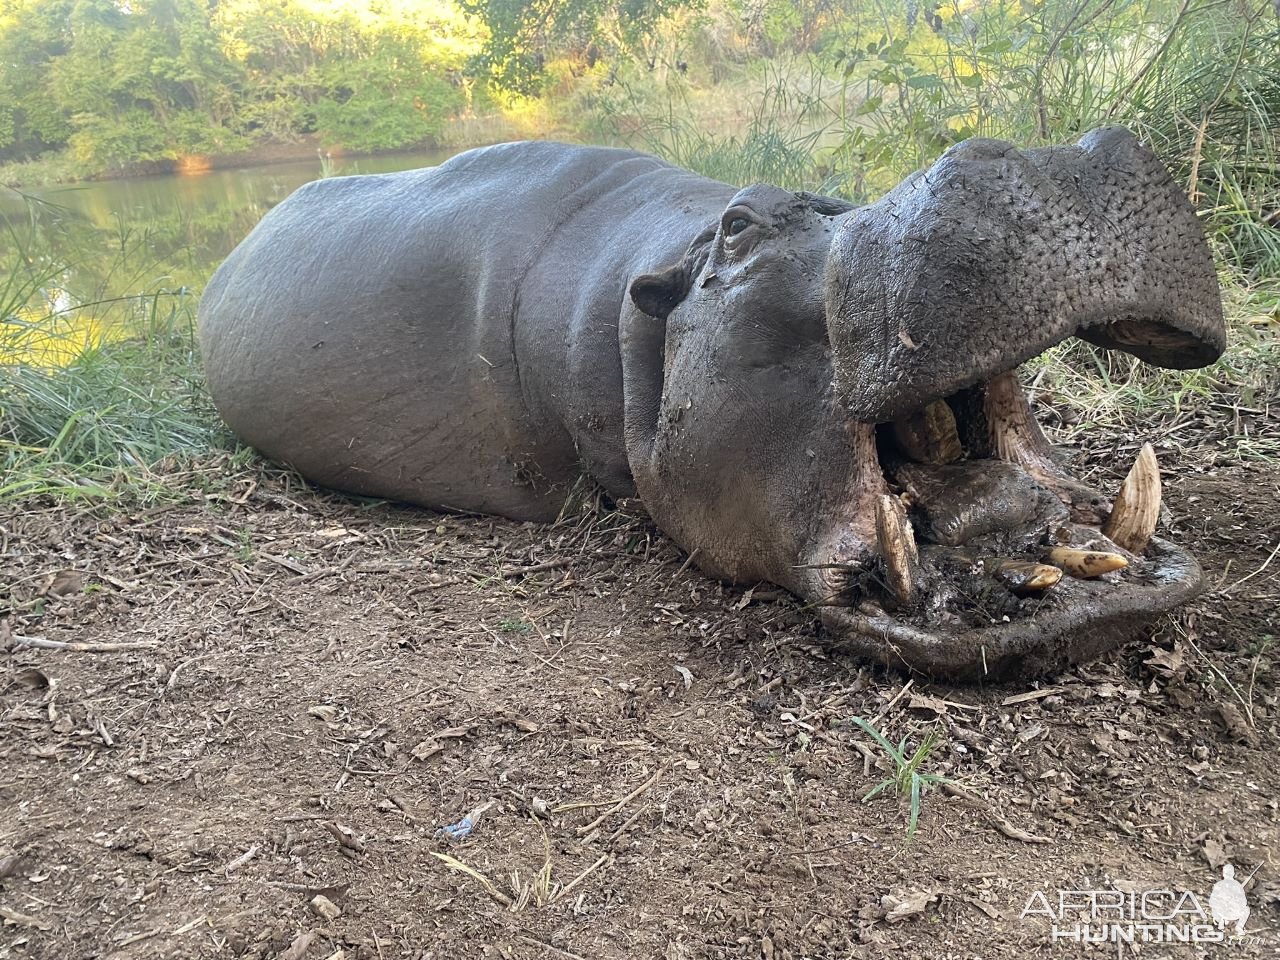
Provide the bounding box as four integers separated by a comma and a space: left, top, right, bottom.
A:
236, 529, 254, 563
498, 617, 534, 635
850, 716, 954, 840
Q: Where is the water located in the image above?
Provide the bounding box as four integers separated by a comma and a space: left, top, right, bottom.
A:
0, 148, 461, 361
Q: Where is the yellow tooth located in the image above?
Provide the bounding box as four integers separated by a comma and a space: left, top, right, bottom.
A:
892, 401, 963, 464
1102, 442, 1161, 553
1046, 546, 1128, 579
875, 494, 920, 605
991, 559, 1063, 593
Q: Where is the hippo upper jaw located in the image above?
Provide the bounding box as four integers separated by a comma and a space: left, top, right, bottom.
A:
824, 127, 1224, 423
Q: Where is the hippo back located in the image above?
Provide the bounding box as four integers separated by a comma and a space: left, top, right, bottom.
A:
199, 141, 726, 517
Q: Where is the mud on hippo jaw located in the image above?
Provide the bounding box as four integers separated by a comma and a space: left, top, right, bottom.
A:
807, 127, 1224, 679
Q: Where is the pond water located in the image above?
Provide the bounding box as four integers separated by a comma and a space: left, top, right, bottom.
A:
0, 147, 462, 360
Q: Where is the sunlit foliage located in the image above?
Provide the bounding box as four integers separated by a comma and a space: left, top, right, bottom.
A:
0, 0, 481, 171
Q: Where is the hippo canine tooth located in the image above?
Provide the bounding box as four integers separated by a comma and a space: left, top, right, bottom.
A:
892, 401, 963, 464
984, 370, 1057, 473
990, 559, 1063, 593
1046, 546, 1128, 579
1102, 442, 1161, 553
875, 494, 920, 605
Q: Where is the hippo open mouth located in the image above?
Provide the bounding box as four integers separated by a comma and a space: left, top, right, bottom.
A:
812, 363, 1200, 679
795, 126, 1224, 678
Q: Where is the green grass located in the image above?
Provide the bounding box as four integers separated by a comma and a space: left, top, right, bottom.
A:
849, 716, 954, 840
0, 151, 88, 190
1, 310, 220, 502
1027, 278, 1280, 457
1, 195, 224, 504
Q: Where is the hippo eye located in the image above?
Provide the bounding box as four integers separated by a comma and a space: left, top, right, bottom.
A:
727, 217, 751, 236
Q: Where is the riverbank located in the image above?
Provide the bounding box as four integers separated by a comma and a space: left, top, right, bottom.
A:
0, 109, 569, 190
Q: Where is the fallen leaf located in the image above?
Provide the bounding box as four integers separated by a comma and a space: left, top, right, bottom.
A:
11, 667, 49, 690
500, 714, 538, 733
1202, 837, 1229, 870
674, 665, 694, 689
434, 725, 473, 740
1215, 703, 1254, 744
882, 888, 937, 922
411, 740, 443, 761
1145, 644, 1187, 681
906, 694, 951, 715
45, 570, 84, 597
0, 854, 28, 880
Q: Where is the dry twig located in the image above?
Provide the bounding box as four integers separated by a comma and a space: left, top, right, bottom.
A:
10, 635, 158, 652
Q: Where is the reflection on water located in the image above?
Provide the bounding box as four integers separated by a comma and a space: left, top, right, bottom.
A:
1, 148, 460, 361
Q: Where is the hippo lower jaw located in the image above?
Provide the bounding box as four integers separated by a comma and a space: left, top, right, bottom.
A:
800, 363, 1204, 680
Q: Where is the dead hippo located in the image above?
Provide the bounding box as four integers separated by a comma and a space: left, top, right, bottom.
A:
198, 129, 1225, 679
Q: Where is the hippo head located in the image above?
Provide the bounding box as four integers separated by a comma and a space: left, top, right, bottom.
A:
625, 127, 1225, 679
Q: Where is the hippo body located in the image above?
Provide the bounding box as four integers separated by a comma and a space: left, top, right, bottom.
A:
200, 143, 724, 519
201, 133, 1225, 678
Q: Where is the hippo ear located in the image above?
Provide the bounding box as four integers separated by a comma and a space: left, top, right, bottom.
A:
629, 226, 715, 319
796, 191, 855, 216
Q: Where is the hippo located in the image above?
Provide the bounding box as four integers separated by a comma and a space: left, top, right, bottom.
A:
198, 129, 1225, 679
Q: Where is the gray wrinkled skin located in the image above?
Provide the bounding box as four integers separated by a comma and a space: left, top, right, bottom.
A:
200, 129, 1225, 679
825, 129, 1223, 420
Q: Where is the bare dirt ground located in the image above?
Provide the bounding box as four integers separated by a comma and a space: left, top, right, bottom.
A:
2, 414, 1278, 959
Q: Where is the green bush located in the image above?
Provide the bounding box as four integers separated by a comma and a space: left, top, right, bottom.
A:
313, 57, 466, 152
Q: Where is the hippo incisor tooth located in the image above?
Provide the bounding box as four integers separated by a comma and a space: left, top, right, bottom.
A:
875, 494, 920, 605
1101, 442, 1161, 553
990, 559, 1063, 594
1046, 546, 1128, 579
892, 401, 963, 464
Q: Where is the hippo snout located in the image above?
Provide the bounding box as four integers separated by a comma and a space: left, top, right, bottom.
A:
824, 126, 1224, 423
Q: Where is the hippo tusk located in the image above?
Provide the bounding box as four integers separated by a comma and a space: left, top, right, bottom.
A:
1046, 546, 1128, 579
875, 494, 920, 605
983, 371, 1058, 474
989, 559, 1063, 594
1102, 443, 1161, 553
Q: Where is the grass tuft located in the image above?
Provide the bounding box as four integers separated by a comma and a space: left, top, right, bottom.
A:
850, 716, 954, 840
2, 192, 226, 504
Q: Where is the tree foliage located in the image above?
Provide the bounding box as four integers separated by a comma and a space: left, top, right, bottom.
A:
458, 0, 703, 94
0, 0, 479, 170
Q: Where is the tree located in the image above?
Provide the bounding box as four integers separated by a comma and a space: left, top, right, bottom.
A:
459, 0, 704, 94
